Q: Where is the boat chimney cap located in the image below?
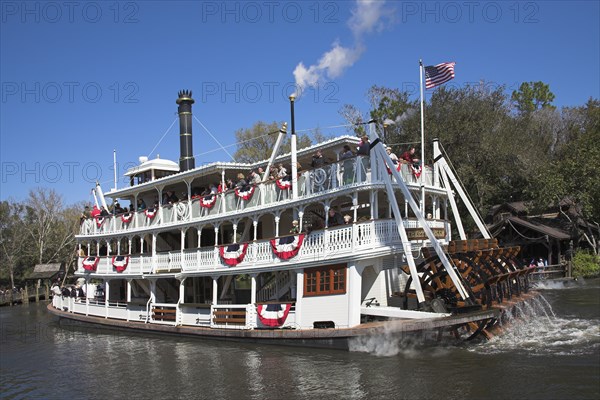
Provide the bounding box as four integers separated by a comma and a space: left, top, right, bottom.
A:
176, 89, 194, 104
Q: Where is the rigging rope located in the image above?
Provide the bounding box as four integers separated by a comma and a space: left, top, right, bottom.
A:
193, 116, 236, 162
148, 117, 178, 158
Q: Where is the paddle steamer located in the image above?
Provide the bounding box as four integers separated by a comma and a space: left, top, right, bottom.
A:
49, 90, 537, 348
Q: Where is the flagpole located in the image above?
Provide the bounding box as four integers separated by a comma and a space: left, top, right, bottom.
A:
419, 59, 425, 213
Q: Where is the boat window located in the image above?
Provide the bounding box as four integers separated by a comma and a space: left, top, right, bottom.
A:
304, 264, 346, 296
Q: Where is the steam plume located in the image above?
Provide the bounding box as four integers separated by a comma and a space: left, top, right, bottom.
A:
293, 0, 389, 95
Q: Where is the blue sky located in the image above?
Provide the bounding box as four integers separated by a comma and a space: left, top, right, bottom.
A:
1, 0, 599, 205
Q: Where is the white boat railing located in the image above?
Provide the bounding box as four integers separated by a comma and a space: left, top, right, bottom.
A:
79, 157, 434, 236
76, 219, 445, 275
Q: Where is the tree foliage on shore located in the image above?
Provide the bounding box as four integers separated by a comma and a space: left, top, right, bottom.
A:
233, 121, 313, 163
0, 189, 81, 288
340, 83, 600, 228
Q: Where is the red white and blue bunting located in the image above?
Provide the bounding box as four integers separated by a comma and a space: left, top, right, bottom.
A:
199, 194, 217, 209
145, 209, 157, 219
111, 255, 129, 273
219, 243, 249, 266
82, 256, 99, 272
386, 163, 402, 175
270, 234, 305, 260
257, 303, 292, 327
234, 186, 255, 201
411, 165, 422, 178
95, 216, 105, 228
275, 178, 292, 190
121, 213, 133, 224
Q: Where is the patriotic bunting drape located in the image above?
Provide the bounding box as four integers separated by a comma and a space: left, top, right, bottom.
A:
145, 209, 157, 219
275, 178, 292, 190
95, 216, 105, 228
235, 186, 255, 201
270, 234, 305, 260
112, 255, 129, 273
121, 213, 133, 224
257, 303, 292, 327
410, 165, 422, 178
199, 194, 217, 209
82, 256, 99, 272
219, 243, 249, 266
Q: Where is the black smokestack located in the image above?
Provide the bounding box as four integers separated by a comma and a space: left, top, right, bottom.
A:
176, 90, 195, 171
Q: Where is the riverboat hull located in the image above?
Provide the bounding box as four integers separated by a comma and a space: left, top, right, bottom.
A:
48, 291, 539, 350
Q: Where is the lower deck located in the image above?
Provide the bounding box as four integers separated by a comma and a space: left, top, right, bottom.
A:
47, 300, 510, 349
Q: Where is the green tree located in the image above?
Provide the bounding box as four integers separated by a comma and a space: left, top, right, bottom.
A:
22, 189, 80, 267
233, 121, 312, 163
527, 98, 600, 253
339, 85, 417, 140
511, 81, 556, 113
0, 201, 27, 288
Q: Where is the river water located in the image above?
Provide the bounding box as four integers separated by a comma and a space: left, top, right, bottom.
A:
1, 279, 599, 400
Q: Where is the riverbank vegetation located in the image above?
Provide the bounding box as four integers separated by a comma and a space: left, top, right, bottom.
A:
0, 190, 80, 289
572, 251, 600, 278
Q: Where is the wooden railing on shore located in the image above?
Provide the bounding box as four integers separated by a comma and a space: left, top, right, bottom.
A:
530, 263, 570, 281
0, 284, 52, 306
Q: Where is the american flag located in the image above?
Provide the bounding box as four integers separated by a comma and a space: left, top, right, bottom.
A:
425, 62, 456, 89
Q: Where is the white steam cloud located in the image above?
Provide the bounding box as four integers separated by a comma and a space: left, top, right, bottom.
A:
348, 0, 388, 37
293, 0, 389, 95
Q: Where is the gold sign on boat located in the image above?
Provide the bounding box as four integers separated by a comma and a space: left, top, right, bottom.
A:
405, 228, 446, 240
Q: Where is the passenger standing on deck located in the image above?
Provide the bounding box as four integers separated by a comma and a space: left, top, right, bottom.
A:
277, 164, 287, 178
357, 136, 370, 156
248, 170, 261, 185
328, 208, 344, 227
401, 147, 421, 166
290, 220, 300, 234
341, 145, 355, 184
311, 150, 325, 168
387, 147, 399, 164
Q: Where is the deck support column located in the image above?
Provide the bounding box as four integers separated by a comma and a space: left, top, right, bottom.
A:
250, 274, 257, 304
211, 277, 218, 305
214, 227, 219, 265
104, 279, 110, 318
353, 192, 358, 222
348, 264, 364, 328
126, 280, 132, 302
152, 234, 157, 272
298, 210, 304, 232
295, 270, 304, 328
149, 280, 156, 305
177, 277, 186, 325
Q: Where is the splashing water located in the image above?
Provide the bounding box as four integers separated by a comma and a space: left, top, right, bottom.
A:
472, 294, 600, 356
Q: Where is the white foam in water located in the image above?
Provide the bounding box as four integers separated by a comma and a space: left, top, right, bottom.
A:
349, 323, 444, 357
472, 295, 600, 356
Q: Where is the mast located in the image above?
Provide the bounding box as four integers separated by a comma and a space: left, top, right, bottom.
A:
290, 94, 298, 200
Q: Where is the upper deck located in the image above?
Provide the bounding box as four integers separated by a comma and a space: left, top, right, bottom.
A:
79, 149, 440, 239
